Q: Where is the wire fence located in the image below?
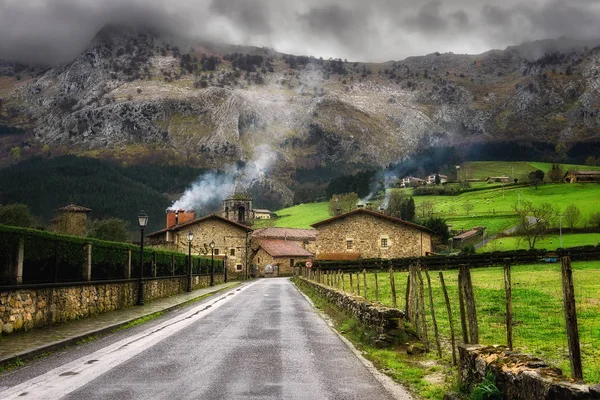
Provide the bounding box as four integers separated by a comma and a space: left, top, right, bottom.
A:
301, 257, 600, 383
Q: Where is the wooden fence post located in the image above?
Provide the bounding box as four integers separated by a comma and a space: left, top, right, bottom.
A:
460, 264, 479, 344
439, 271, 457, 365
356, 272, 360, 294
458, 270, 469, 344
341, 272, 345, 292
504, 259, 513, 350
349, 273, 354, 294
426, 270, 442, 358
152, 252, 157, 278
417, 267, 430, 351
389, 267, 397, 308
362, 269, 368, 300
405, 274, 411, 316
374, 271, 379, 302
561, 256, 583, 380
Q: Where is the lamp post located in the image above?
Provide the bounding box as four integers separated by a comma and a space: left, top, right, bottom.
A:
137, 211, 148, 306
187, 231, 194, 292
210, 240, 215, 286
224, 247, 228, 283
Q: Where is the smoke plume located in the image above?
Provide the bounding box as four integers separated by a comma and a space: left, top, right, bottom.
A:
170, 144, 277, 212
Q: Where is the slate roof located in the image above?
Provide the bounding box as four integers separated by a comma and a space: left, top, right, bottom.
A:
252, 227, 317, 241
55, 204, 92, 213
146, 214, 253, 238
256, 239, 313, 257
311, 208, 435, 235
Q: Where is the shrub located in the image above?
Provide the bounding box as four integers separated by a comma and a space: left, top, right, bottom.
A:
460, 245, 476, 255
0, 203, 33, 227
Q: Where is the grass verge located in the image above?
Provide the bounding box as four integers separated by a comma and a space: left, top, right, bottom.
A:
292, 277, 454, 400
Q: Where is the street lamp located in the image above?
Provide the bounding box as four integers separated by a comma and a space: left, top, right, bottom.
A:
187, 231, 194, 292
559, 214, 564, 249
137, 210, 148, 306
210, 240, 215, 286
224, 246, 228, 283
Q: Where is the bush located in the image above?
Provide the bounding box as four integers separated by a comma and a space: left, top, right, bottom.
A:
88, 218, 130, 242
0, 203, 33, 227
460, 245, 476, 255
589, 212, 600, 229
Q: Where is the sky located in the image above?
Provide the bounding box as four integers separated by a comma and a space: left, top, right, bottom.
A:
1, 0, 600, 64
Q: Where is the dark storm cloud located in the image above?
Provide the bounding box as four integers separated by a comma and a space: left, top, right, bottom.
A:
0, 0, 599, 65
209, 0, 272, 35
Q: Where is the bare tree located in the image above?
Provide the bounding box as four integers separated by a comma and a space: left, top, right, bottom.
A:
420, 200, 434, 218
563, 204, 581, 230
513, 201, 556, 249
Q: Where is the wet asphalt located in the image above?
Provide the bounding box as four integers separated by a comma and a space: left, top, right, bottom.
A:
1, 279, 401, 400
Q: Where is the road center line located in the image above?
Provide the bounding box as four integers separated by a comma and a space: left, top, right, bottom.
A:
0, 283, 256, 400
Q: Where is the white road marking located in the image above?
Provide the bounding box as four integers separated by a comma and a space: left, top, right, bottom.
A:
0, 283, 256, 400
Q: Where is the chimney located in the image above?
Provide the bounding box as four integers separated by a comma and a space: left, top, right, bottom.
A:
334, 208, 342, 216
166, 209, 196, 229
366, 202, 373, 210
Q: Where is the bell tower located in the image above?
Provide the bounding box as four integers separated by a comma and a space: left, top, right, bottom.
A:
222, 182, 253, 225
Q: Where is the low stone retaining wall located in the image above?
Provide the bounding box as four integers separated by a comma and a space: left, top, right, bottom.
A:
0, 275, 224, 335
297, 278, 407, 346
458, 344, 600, 400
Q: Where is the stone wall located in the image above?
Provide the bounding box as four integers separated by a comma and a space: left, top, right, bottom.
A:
0, 275, 223, 335
297, 277, 407, 346
314, 212, 432, 259
458, 344, 600, 400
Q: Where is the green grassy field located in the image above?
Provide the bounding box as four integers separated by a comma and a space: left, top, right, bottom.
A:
254, 202, 330, 229
461, 161, 600, 181
321, 261, 600, 383
480, 233, 600, 252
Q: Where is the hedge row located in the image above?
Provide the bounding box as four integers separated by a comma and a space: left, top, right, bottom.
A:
0, 225, 222, 284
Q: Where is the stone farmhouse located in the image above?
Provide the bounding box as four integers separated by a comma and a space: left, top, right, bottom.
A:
253, 209, 273, 220
251, 227, 316, 277
146, 210, 252, 279
311, 208, 435, 260
564, 170, 600, 183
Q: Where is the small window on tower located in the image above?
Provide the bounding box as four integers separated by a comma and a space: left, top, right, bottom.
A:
381, 238, 388, 248
346, 240, 353, 249
236, 264, 243, 271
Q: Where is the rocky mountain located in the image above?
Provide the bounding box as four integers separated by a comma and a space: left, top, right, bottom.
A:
1, 26, 600, 180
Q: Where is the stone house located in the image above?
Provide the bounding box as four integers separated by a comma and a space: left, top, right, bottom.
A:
146, 213, 253, 279
253, 239, 313, 277
452, 227, 485, 247
49, 204, 91, 237
564, 170, 600, 183
253, 209, 272, 220
251, 227, 316, 276
311, 209, 435, 259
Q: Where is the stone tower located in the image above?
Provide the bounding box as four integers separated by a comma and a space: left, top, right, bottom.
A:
222, 182, 253, 225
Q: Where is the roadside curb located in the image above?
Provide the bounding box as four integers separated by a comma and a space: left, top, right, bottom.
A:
0, 282, 241, 368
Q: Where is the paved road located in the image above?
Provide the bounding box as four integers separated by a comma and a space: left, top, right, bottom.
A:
0, 279, 407, 400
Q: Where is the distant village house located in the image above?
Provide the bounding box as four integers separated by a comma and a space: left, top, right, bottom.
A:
253, 209, 273, 220
564, 170, 600, 183
401, 176, 425, 187
426, 174, 448, 185
485, 176, 510, 184
251, 227, 316, 277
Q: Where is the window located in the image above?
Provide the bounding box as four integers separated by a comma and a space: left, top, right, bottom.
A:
257, 257, 261, 264
230, 248, 235, 256
236, 264, 243, 271
290, 259, 295, 267
346, 240, 353, 249
214, 249, 219, 255
381, 238, 388, 248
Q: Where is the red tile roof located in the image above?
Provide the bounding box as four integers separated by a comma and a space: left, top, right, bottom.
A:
252, 227, 317, 241
311, 208, 435, 234
453, 228, 482, 240
256, 239, 313, 258
146, 214, 253, 238
316, 252, 362, 261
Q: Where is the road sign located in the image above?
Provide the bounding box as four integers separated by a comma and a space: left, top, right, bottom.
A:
305, 261, 313, 269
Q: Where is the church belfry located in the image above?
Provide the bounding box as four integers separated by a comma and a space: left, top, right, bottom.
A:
222, 186, 253, 226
